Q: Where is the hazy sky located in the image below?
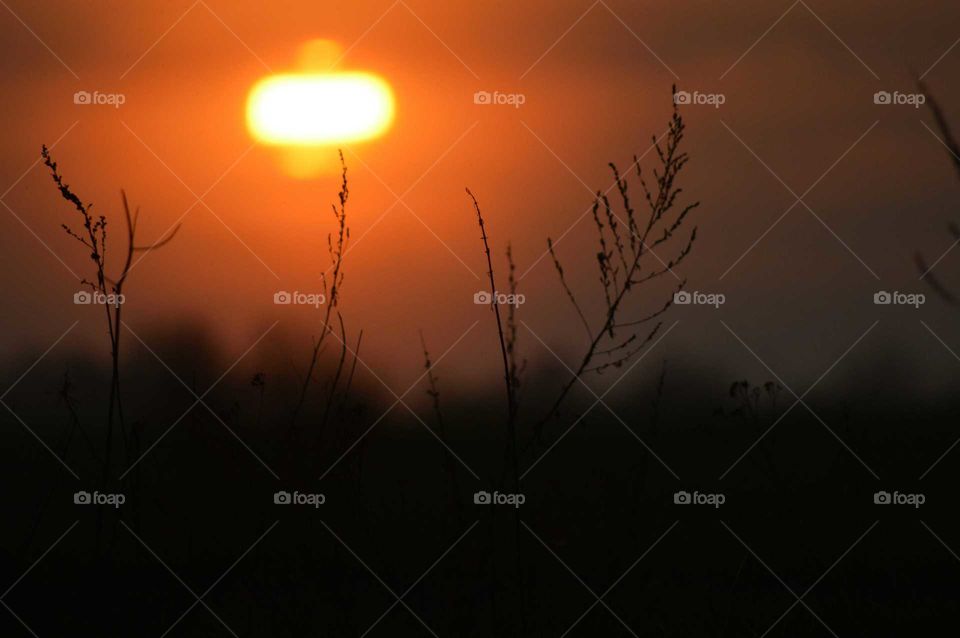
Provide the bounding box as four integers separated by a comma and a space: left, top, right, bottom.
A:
2, 0, 960, 400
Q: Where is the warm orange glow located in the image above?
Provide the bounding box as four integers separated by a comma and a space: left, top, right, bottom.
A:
298, 38, 342, 70
246, 73, 395, 146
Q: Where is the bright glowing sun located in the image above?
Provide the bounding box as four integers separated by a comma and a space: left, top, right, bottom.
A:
247, 72, 395, 145
246, 40, 395, 178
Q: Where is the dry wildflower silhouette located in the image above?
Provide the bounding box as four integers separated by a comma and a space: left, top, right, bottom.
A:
467, 188, 521, 493
466, 188, 530, 631
291, 149, 354, 433
534, 86, 699, 442
465, 90, 702, 625
42, 145, 180, 548
42, 146, 179, 481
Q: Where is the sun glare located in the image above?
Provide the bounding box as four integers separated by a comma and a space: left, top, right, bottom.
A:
247, 73, 395, 145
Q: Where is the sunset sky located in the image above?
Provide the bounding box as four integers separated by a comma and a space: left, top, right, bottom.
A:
4, 5, 960, 636
2, 0, 960, 400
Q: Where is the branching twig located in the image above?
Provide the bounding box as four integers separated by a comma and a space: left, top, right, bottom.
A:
43, 145, 180, 549
534, 86, 699, 442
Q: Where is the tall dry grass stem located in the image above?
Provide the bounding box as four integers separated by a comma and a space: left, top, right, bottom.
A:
466, 188, 528, 631
43, 145, 179, 545
291, 150, 351, 432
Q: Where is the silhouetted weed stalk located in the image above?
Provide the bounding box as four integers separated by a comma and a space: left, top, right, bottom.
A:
43, 147, 179, 475
468, 86, 700, 464
42, 145, 179, 544
467, 188, 520, 490
505, 243, 526, 405
534, 88, 699, 441
467, 189, 530, 630
291, 150, 353, 434
467, 88, 700, 629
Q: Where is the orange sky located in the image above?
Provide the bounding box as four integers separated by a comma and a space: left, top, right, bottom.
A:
2, 0, 960, 398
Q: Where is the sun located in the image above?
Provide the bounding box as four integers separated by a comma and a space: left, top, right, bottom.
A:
246, 39, 396, 177
247, 72, 395, 145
